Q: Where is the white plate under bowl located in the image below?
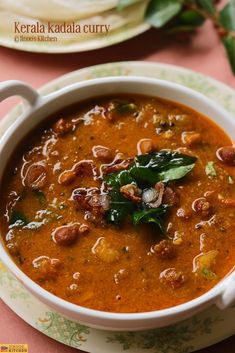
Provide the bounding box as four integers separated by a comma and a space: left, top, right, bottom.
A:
0, 61, 235, 353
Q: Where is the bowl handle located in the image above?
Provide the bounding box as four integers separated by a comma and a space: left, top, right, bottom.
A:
0, 80, 39, 106
216, 273, 235, 309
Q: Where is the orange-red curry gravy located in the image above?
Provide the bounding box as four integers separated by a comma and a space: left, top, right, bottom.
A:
1, 95, 235, 313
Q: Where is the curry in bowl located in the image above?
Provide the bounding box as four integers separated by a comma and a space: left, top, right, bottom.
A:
0, 94, 234, 313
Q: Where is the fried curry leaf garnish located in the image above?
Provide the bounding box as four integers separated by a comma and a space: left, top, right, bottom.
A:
130, 163, 195, 184
106, 197, 134, 224
131, 150, 196, 184
135, 150, 196, 168
157, 164, 195, 182
105, 170, 135, 187
104, 150, 197, 233
105, 170, 135, 224
9, 211, 29, 227
132, 205, 168, 233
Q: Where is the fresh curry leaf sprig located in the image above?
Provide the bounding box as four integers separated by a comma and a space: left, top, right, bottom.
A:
117, 0, 235, 75
104, 150, 197, 233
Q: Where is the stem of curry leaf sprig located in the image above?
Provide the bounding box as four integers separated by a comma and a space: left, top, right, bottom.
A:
117, 0, 235, 74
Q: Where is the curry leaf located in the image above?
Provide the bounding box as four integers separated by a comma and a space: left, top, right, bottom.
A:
176, 9, 205, 27
106, 193, 134, 224
158, 164, 195, 182
218, 0, 235, 75
129, 166, 161, 185
134, 151, 196, 170
222, 35, 235, 75
146, 0, 182, 28
105, 170, 135, 188
220, 0, 235, 31
132, 206, 168, 233
130, 151, 197, 184
130, 161, 196, 184
197, 0, 215, 14
105, 150, 197, 229
105, 170, 135, 224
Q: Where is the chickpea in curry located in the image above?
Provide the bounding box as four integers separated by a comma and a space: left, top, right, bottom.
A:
0, 94, 235, 313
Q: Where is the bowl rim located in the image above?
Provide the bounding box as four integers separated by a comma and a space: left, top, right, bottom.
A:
0, 75, 234, 324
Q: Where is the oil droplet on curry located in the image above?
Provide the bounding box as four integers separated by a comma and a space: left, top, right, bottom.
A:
0, 95, 235, 313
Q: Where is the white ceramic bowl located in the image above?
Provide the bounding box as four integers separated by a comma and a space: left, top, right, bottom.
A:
0, 77, 235, 331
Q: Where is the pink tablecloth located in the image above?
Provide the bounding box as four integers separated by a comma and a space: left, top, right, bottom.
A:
0, 21, 235, 352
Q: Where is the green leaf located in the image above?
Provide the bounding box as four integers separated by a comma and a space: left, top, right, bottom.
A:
130, 151, 196, 184
105, 171, 135, 224
158, 164, 195, 182
167, 8, 205, 34
104, 150, 197, 227
220, 2, 235, 76
220, 0, 235, 31
129, 165, 161, 185
197, 0, 215, 15
177, 9, 205, 26
146, 0, 182, 28
105, 170, 135, 188
205, 161, 217, 177
106, 193, 134, 224
132, 206, 167, 225
130, 162, 195, 185
222, 35, 235, 75
132, 206, 168, 233
134, 151, 196, 170
117, 0, 138, 11
9, 211, 28, 227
